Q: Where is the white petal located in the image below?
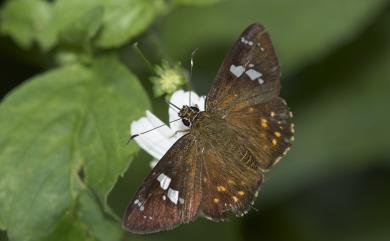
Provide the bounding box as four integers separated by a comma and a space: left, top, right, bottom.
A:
130, 90, 205, 167
168, 90, 184, 124
131, 111, 175, 160
149, 159, 158, 168
131, 118, 164, 160
145, 111, 175, 142
198, 96, 206, 111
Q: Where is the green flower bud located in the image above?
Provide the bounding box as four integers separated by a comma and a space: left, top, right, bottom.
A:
150, 60, 187, 97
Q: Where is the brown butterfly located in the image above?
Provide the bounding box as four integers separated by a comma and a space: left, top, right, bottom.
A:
123, 23, 294, 233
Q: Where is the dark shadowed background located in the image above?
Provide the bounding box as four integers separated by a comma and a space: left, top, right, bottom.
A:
1, 0, 390, 241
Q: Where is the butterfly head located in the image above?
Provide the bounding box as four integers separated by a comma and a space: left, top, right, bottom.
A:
178, 105, 200, 127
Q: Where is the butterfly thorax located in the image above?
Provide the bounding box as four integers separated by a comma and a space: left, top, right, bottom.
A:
178, 105, 200, 127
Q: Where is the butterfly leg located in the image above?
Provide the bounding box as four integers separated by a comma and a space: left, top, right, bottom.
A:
170, 130, 189, 138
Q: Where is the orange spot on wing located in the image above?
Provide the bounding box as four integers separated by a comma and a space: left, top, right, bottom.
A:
217, 185, 227, 192
261, 118, 268, 128
272, 139, 277, 145
238, 191, 245, 196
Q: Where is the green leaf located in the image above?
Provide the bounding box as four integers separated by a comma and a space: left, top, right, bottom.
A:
59, 6, 104, 49
0, 56, 149, 241
77, 190, 122, 241
95, 0, 166, 48
174, 0, 226, 6
42, 211, 88, 241
51, 0, 166, 48
0, 0, 51, 49
0, 0, 166, 50
159, 0, 388, 73
55, 7, 104, 66
42, 190, 122, 241
0, 219, 4, 230
42, 1, 106, 50
82, 56, 151, 205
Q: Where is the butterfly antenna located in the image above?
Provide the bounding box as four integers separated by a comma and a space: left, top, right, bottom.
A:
128, 118, 182, 144
164, 100, 181, 111
188, 48, 198, 106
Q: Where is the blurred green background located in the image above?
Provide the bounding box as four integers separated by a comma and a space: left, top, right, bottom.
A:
1, 0, 390, 241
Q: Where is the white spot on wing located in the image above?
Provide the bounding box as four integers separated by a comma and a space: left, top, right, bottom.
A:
179, 197, 185, 204
274, 156, 282, 165
230, 64, 265, 85
167, 188, 179, 204
134, 198, 145, 212
258, 78, 264, 84
157, 173, 171, 190
241, 37, 255, 47
245, 69, 262, 80
162, 195, 166, 200
229, 65, 245, 77
283, 147, 291, 155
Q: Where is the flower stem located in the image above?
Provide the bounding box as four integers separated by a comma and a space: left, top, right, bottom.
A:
132, 42, 155, 72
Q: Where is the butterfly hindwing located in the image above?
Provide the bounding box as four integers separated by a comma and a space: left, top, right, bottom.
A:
226, 97, 294, 170
197, 97, 293, 220
188, 113, 265, 220
122, 134, 202, 233
206, 24, 280, 113
200, 143, 264, 220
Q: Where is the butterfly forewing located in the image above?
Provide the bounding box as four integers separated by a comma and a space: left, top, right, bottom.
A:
122, 135, 202, 233
206, 24, 280, 113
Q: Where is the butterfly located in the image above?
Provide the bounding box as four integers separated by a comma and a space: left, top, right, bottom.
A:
123, 23, 294, 233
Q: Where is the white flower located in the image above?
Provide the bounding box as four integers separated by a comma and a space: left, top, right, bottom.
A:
131, 90, 205, 168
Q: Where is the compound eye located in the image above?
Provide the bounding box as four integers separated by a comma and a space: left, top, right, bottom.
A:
190, 106, 199, 112
182, 118, 191, 127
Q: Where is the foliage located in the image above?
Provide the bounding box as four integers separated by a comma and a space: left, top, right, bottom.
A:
0, 0, 389, 241
0, 56, 149, 241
